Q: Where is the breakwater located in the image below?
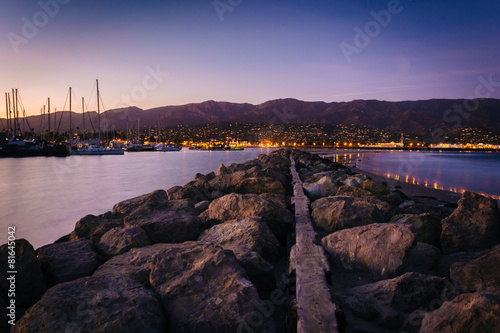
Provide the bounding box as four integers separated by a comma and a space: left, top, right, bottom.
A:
1, 149, 499, 332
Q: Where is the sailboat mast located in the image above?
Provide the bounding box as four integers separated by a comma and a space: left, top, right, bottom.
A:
82, 97, 85, 139
40, 108, 42, 138
96, 79, 100, 143
126, 114, 129, 142
43, 105, 46, 140
15, 89, 20, 136
69, 87, 72, 140
5, 93, 9, 137
48, 98, 51, 141
12, 89, 16, 137
8, 93, 12, 137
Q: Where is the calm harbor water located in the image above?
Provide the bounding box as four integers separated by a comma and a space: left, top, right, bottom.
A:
0, 148, 273, 249
333, 150, 500, 200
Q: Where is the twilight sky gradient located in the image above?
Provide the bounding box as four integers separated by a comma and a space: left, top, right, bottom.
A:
1, 0, 499, 116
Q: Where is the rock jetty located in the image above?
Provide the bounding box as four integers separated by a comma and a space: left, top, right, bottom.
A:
1, 149, 499, 332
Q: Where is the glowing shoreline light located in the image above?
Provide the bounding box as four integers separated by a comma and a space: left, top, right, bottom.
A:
326, 150, 500, 201
379, 172, 499, 201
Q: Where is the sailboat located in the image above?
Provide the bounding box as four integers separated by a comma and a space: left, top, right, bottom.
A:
0, 89, 70, 158
125, 118, 154, 152
153, 116, 182, 151
71, 80, 124, 155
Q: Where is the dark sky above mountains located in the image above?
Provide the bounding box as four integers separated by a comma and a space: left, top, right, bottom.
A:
1, 0, 499, 115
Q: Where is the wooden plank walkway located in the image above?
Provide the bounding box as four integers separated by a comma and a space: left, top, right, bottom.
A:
289, 156, 339, 333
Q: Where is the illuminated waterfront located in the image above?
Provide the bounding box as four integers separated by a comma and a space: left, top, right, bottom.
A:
327, 150, 500, 200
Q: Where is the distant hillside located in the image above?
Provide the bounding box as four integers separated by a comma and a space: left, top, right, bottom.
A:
2, 98, 499, 134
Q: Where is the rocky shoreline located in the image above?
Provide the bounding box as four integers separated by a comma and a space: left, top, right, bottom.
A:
1, 149, 499, 332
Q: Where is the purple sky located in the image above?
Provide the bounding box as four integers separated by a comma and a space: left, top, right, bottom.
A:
1, 0, 499, 116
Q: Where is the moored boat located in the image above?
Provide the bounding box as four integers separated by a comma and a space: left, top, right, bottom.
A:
70, 144, 124, 155
155, 143, 182, 151
0, 137, 69, 158
125, 141, 155, 152
69, 80, 124, 156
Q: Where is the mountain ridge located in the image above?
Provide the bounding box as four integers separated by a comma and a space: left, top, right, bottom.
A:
3, 98, 499, 134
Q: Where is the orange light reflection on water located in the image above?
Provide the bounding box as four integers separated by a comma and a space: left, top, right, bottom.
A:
376, 172, 500, 200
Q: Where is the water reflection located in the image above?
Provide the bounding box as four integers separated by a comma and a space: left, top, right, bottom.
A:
375, 170, 482, 197
325, 150, 499, 200
0, 148, 273, 248
363, 152, 499, 200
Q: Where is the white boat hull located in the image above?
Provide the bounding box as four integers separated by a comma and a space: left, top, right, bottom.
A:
157, 147, 182, 151
70, 147, 125, 155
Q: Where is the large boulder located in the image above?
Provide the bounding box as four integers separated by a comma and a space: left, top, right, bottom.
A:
167, 181, 212, 203
366, 195, 397, 220
195, 171, 215, 182
124, 210, 208, 244
340, 272, 449, 329
95, 241, 277, 293
441, 191, 500, 254
292, 150, 346, 179
113, 189, 197, 216
303, 176, 338, 201
402, 202, 454, 222
260, 193, 291, 210
69, 213, 123, 243
432, 249, 489, 278
93, 244, 171, 287
12, 276, 166, 333
309, 171, 334, 182
362, 179, 390, 196
194, 200, 210, 212
198, 216, 283, 262
406, 242, 441, 274
311, 196, 384, 234
321, 223, 417, 280
420, 291, 500, 333
342, 175, 367, 188
226, 246, 276, 291
391, 213, 441, 247
233, 176, 286, 195
204, 193, 294, 243
329, 169, 351, 185
149, 242, 275, 332
97, 226, 150, 259
336, 185, 374, 197
0, 239, 46, 325
207, 169, 264, 194
117, 190, 208, 244
262, 168, 290, 192
215, 163, 230, 176
450, 245, 500, 292
113, 189, 170, 216
166, 198, 198, 212
37, 238, 100, 287
259, 150, 291, 173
